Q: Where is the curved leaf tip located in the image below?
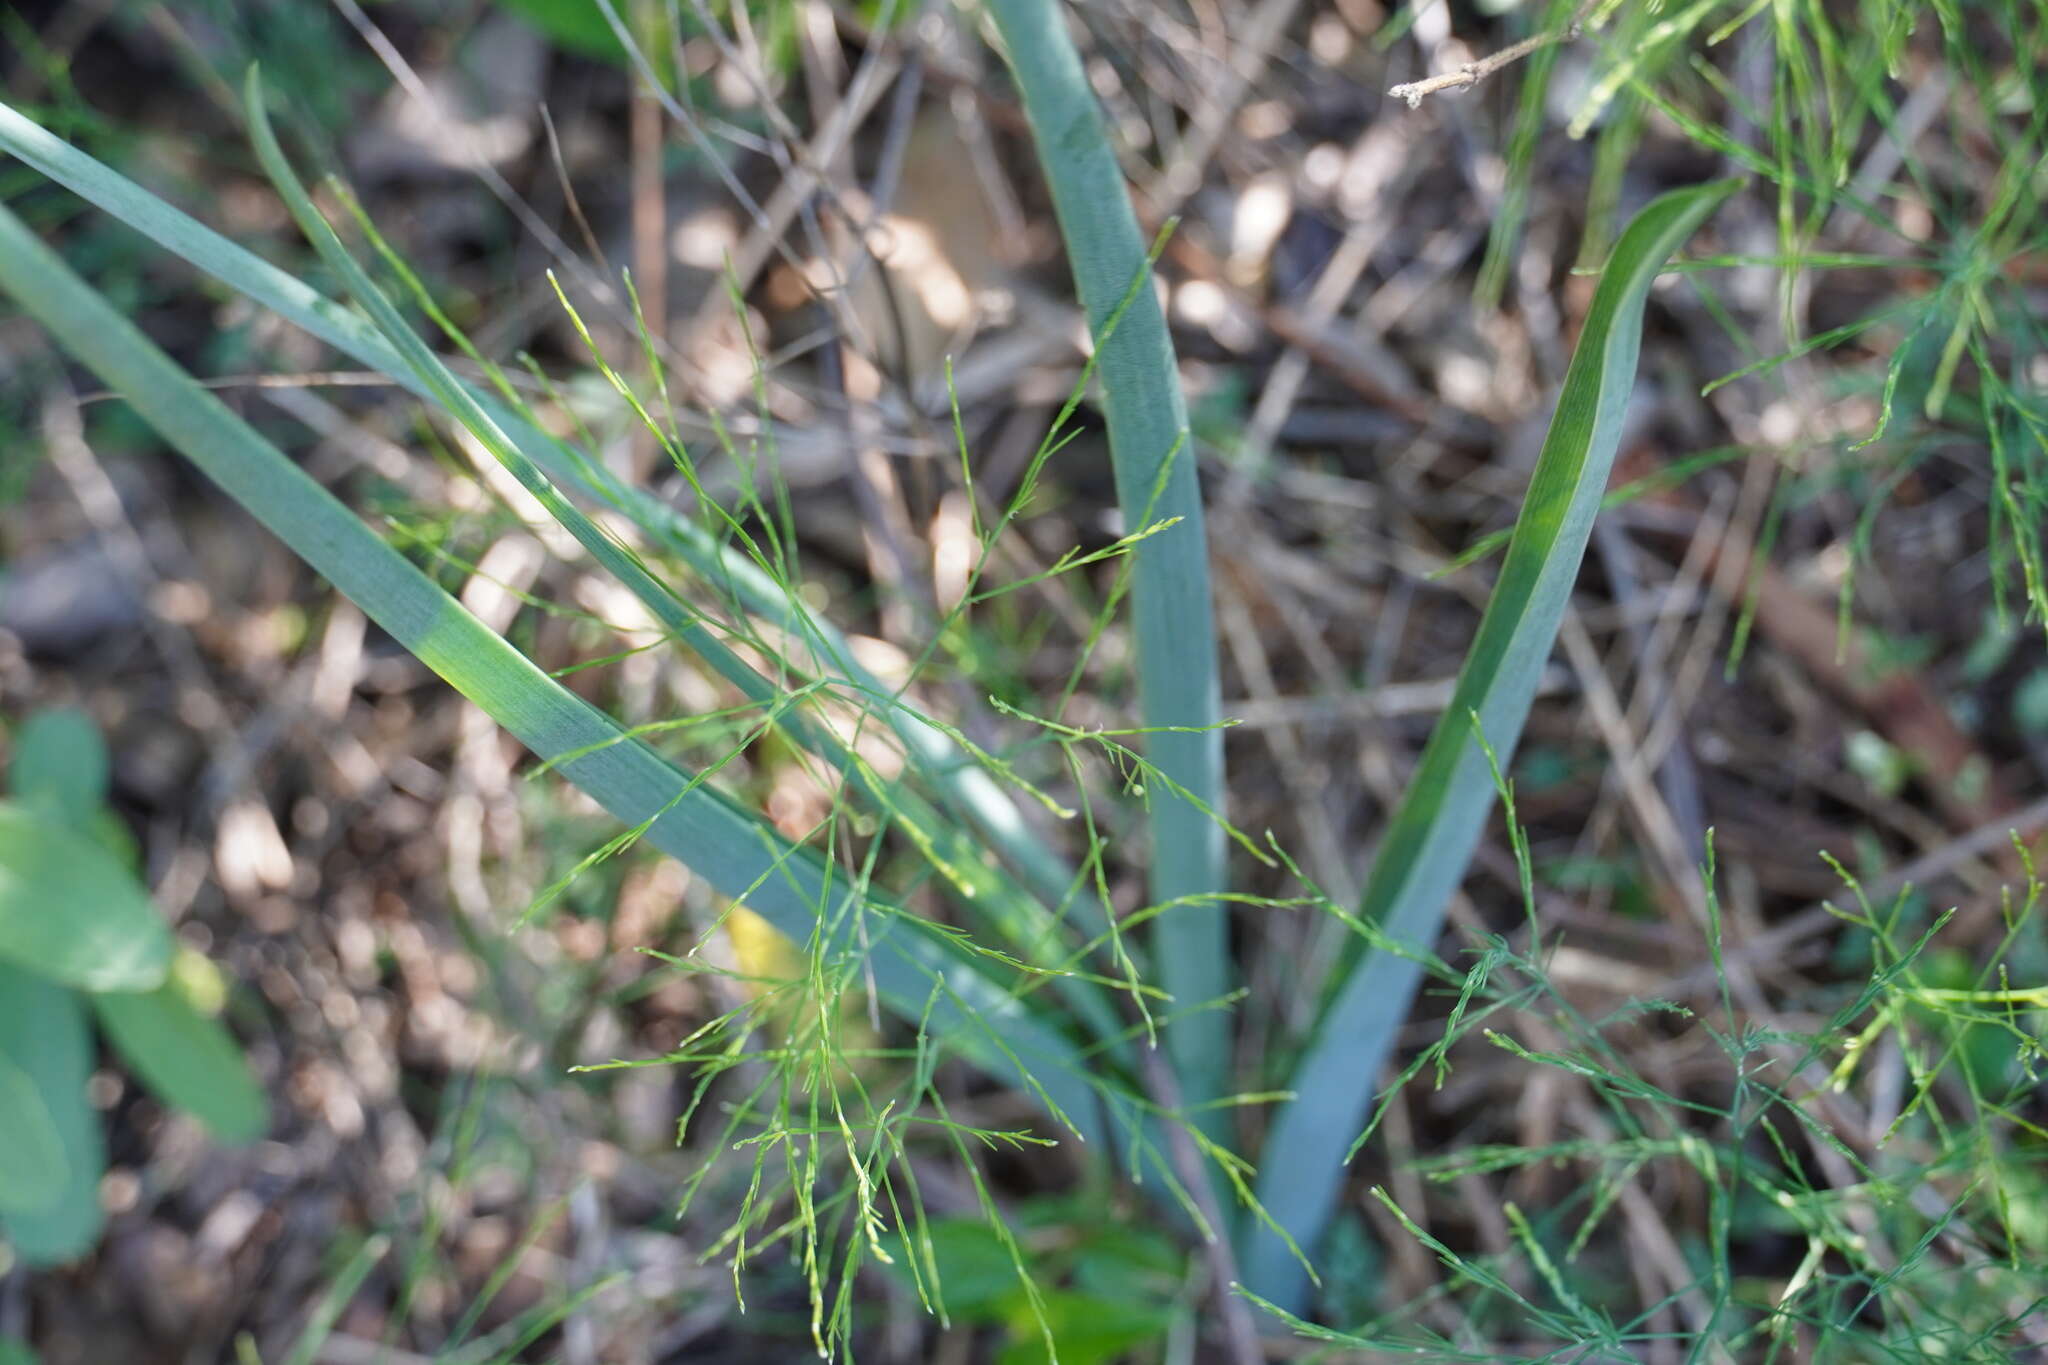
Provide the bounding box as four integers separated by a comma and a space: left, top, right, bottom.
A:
1242, 177, 1739, 1312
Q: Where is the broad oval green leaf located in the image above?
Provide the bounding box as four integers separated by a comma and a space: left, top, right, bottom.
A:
0, 801, 172, 992
0, 1046, 67, 1216
0, 961, 104, 1265
94, 951, 267, 1145
1243, 178, 1743, 1309
0, 1337, 41, 1365
998, 1288, 1173, 1365
494, 0, 630, 61
11, 707, 109, 830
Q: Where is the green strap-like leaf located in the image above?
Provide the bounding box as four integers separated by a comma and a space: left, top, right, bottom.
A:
1243, 179, 1741, 1308
985, 0, 1231, 1123
0, 961, 104, 1265
278, 1234, 389, 1365
0, 801, 171, 992
0, 199, 1116, 1155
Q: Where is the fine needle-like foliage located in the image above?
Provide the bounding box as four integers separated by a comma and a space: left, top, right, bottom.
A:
0, 121, 1151, 1357
4, 0, 2042, 1353
0, 62, 1254, 1353
0, 40, 1743, 1344
0, 94, 1092, 959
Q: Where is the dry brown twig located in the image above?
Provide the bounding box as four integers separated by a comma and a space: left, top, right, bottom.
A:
1388, 16, 1586, 108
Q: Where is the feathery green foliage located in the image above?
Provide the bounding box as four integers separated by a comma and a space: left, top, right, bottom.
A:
0, 77, 1220, 1349
2, 0, 2042, 1352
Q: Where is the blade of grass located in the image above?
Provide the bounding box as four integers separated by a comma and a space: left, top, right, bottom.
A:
0, 198, 1117, 1156
1241, 178, 1742, 1310
279, 1233, 389, 1365
0, 96, 1097, 956
985, 0, 1230, 1124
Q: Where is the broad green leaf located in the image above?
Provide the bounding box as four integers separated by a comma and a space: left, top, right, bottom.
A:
1070, 1223, 1183, 1300
10, 707, 109, 829
996, 1289, 1173, 1365
278, 1234, 388, 1365
0, 1337, 40, 1365
94, 949, 267, 1144
0, 1046, 66, 1216
0, 801, 171, 992
0, 961, 104, 1265
880, 1217, 1022, 1321
1242, 179, 1742, 1308
0, 200, 1119, 1157
986, 0, 1229, 1123
0, 95, 1102, 980
494, 0, 630, 60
